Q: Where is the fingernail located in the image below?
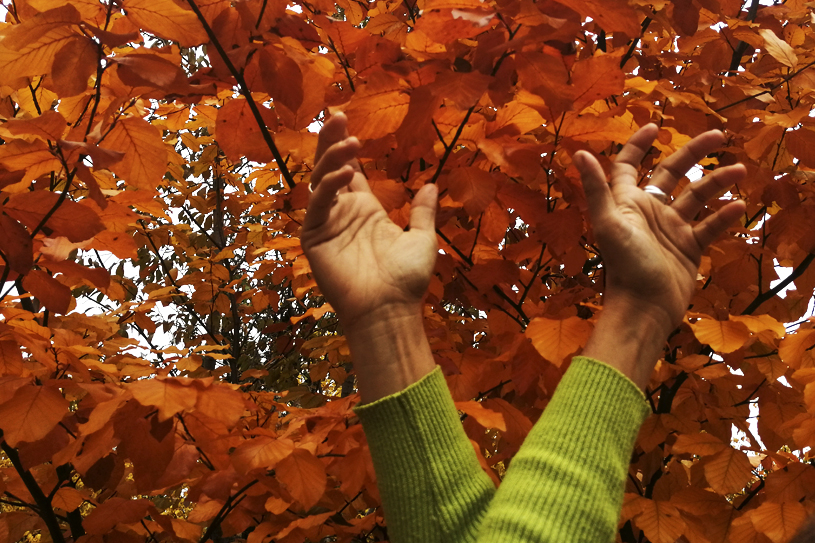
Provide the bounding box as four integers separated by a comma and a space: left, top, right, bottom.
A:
345, 136, 359, 146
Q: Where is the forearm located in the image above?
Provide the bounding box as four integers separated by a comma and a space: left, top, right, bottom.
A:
344, 304, 436, 404
581, 297, 672, 390
350, 306, 495, 543
475, 357, 650, 543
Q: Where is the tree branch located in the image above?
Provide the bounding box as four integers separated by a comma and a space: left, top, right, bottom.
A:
185, 0, 296, 189
741, 253, 815, 315
1, 440, 67, 543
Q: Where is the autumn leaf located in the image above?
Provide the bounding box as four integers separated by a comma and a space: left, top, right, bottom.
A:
758, 28, 797, 68
634, 500, 686, 543
215, 98, 277, 164
0, 215, 33, 273
671, 432, 727, 456
525, 316, 593, 366
128, 378, 198, 420
4, 191, 105, 242
455, 401, 507, 431
0, 384, 70, 446
688, 316, 751, 353
103, 117, 169, 190
231, 436, 295, 474
121, 0, 208, 47
275, 448, 327, 510
704, 446, 754, 495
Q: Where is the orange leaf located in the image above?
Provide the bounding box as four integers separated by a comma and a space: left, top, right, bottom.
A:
480, 398, 533, 446
0, 384, 69, 447
276, 512, 333, 540
102, 117, 168, 189
704, 446, 754, 494
231, 436, 295, 474
22, 270, 72, 314
688, 317, 751, 353
571, 53, 625, 111
52, 487, 85, 511
671, 432, 727, 456
128, 378, 198, 420
750, 501, 808, 543
4, 190, 105, 242
443, 167, 497, 216
121, 0, 208, 47
83, 497, 154, 535
525, 316, 593, 366
0, 215, 33, 274
0, 26, 78, 81
634, 500, 686, 543
0, 139, 61, 180
0, 110, 68, 142
455, 401, 507, 431
554, 0, 641, 36
275, 448, 327, 509
51, 36, 97, 97
779, 329, 815, 369
344, 73, 410, 140
216, 98, 277, 164
194, 384, 246, 428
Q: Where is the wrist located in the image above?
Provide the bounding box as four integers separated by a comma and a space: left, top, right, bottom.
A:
343, 304, 436, 403
582, 300, 673, 390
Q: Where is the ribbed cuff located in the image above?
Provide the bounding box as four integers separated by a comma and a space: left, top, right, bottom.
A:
477, 356, 651, 543
356, 367, 495, 543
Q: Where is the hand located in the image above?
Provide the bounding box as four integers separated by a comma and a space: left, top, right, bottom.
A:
575, 125, 746, 387
574, 124, 746, 337
301, 113, 439, 330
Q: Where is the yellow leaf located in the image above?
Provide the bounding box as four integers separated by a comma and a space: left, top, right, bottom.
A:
759, 28, 798, 68
525, 316, 593, 366
688, 317, 751, 353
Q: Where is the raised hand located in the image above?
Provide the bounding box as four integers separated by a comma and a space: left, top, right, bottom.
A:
575, 125, 746, 387
301, 113, 439, 329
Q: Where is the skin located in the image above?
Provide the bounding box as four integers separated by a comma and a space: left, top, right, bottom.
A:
301, 114, 747, 401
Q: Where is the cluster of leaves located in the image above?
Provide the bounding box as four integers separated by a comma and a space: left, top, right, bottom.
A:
0, 0, 814, 542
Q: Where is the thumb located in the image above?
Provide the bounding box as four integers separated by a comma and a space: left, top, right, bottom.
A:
409, 183, 438, 232
575, 150, 615, 227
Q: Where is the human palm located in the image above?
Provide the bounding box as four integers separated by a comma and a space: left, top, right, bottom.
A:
301, 114, 438, 326
574, 125, 747, 332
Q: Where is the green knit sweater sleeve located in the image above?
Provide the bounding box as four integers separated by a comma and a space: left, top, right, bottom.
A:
354, 368, 497, 543
355, 356, 650, 543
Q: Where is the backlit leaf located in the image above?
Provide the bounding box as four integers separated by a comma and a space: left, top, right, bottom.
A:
759, 29, 798, 68
704, 447, 754, 495
525, 316, 593, 366
0, 384, 69, 446
275, 448, 327, 510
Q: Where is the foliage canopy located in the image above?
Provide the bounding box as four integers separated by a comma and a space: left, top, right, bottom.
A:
0, 0, 814, 542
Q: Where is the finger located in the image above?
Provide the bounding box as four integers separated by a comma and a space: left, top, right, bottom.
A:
648, 130, 726, 193
315, 112, 350, 164
311, 136, 361, 189
671, 164, 746, 221
610, 123, 659, 185
409, 183, 438, 232
305, 165, 355, 228
692, 199, 747, 250
575, 150, 616, 226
